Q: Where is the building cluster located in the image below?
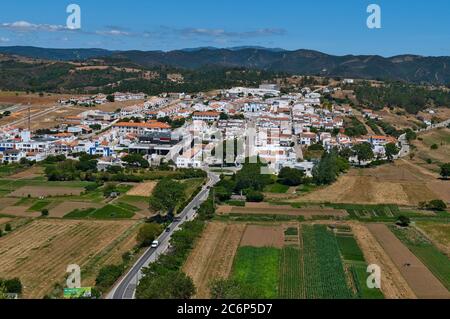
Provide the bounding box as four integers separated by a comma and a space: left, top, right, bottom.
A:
0, 85, 399, 174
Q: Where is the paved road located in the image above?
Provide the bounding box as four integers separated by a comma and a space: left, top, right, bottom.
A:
108, 171, 220, 300
397, 118, 450, 159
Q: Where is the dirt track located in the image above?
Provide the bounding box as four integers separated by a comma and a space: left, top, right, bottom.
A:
367, 223, 450, 299
183, 222, 246, 298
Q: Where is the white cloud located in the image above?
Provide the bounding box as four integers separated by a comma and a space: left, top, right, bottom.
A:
96, 29, 131, 36
1, 20, 68, 32
0, 37, 10, 43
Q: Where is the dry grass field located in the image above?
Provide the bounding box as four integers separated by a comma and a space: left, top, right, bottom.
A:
240, 225, 284, 248
0, 219, 137, 298
126, 182, 157, 197
416, 222, 450, 256
411, 128, 450, 173
5, 166, 45, 180
297, 160, 446, 205
183, 222, 246, 298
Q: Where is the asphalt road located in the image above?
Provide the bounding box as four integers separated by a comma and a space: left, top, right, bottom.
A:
108, 171, 220, 299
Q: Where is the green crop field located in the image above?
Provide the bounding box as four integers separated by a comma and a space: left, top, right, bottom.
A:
279, 247, 304, 299
231, 247, 280, 299
27, 200, 51, 212
336, 234, 365, 262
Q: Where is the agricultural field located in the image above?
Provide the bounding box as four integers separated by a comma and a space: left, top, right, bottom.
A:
390, 225, 450, 291
295, 161, 447, 205
416, 221, 450, 256
0, 219, 138, 298
368, 223, 450, 299
185, 221, 385, 299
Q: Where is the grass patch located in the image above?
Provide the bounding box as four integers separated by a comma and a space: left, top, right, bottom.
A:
264, 183, 289, 194
231, 247, 281, 299
28, 200, 52, 212
336, 234, 365, 262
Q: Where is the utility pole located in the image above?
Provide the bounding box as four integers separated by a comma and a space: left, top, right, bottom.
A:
28, 106, 31, 132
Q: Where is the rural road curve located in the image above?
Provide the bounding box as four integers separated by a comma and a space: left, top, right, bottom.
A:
108, 171, 220, 300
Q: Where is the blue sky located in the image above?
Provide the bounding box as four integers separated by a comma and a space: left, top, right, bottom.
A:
0, 0, 449, 56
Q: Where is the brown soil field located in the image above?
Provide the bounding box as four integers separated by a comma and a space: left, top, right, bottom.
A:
416, 222, 450, 256
350, 222, 416, 299
297, 161, 444, 205
217, 203, 348, 219
0, 92, 69, 106
0, 206, 40, 218
0, 198, 19, 207
49, 201, 103, 218
5, 166, 44, 180
240, 225, 284, 248
0, 219, 136, 298
9, 186, 84, 197
183, 222, 246, 298
367, 223, 450, 299
126, 182, 157, 197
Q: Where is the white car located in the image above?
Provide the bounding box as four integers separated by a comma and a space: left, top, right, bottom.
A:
151, 240, 159, 248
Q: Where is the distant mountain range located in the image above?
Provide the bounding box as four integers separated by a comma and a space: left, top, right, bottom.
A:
1, 46, 449, 84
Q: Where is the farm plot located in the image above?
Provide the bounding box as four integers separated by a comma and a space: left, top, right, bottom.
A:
240, 225, 284, 248
126, 181, 157, 197
49, 201, 103, 218
367, 223, 449, 299
416, 222, 450, 256
220, 203, 348, 219
297, 161, 443, 206
183, 222, 246, 298
9, 186, 84, 197
0, 205, 40, 218
0, 219, 136, 298
390, 225, 450, 291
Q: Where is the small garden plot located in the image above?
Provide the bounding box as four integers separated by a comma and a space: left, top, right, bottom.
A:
279, 247, 304, 299
240, 225, 284, 248
350, 264, 384, 299
336, 234, 365, 262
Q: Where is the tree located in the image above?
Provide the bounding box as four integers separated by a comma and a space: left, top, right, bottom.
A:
2, 278, 22, 294
385, 143, 400, 161
440, 163, 450, 180
41, 209, 49, 217
149, 179, 186, 214
245, 190, 264, 202
136, 271, 195, 299
95, 265, 124, 291
137, 223, 163, 247
278, 167, 304, 186
396, 216, 411, 227
352, 143, 374, 165
427, 200, 447, 211
4, 224, 11, 232
430, 144, 439, 150
106, 94, 115, 103
122, 153, 149, 168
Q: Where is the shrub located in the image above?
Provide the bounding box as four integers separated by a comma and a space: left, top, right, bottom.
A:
428, 200, 447, 211
430, 144, 439, 150
396, 216, 411, 227
137, 223, 163, 247
41, 209, 49, 217
95, 265, 124, 290
246, 190, 264, 203
4, 224, 11, 232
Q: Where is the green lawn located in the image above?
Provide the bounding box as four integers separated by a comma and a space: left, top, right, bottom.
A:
231, 247, 281, 299
350, 264, 384, 299
264, 183, 289, 194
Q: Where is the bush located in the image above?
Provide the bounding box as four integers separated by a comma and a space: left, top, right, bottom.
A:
41, 209, 49, 217
430, 144, 439, 150
95, 265, 124, 291
396, 216, 411, 227
4, 224, 11, 232
428, 200, 447, 211
137, 223, 163, 247
246, 190, 264, 203
0, 278, 22, 294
